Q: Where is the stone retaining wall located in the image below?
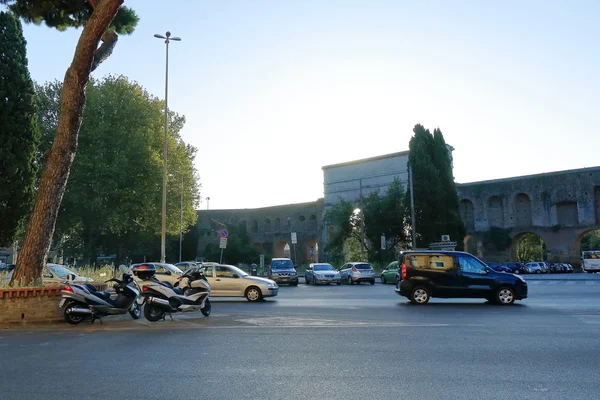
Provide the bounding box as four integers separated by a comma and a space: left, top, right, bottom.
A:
0, 282, 107, 326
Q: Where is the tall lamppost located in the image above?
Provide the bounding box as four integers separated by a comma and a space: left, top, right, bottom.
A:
206, 197, 210, 211
179, 173, 183, 263
154, 31, 181, 263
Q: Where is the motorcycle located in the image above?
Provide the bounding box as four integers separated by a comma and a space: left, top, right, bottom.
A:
59, 273, 142, 325
132, 264, 211, 322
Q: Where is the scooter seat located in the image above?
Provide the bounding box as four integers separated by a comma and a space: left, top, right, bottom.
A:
84, 284, 98, 292
159, 280, 184, 295
93, 290, 112, 301
172, 287, 184, 296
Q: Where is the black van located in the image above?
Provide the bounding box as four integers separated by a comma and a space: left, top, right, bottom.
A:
395, 250, 527, 305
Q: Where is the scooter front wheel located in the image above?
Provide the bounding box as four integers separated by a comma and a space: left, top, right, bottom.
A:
64, 303, 85, 325
201, 299, 211, 317
143, 304, 165, 322
129, 302, 142, 319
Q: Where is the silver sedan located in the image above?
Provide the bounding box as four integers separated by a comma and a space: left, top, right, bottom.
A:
305, 263, 342, 285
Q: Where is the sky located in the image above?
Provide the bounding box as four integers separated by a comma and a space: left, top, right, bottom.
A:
13, 0, 600, 210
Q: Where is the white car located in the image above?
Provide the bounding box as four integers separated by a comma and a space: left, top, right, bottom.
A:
199, 264, 278, 302
130, 262, 184, 286
3, 263, 93, 285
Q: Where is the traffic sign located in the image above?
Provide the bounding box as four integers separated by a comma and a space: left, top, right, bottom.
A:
220, 229, 229, 238
291, 232, 297, 244
219, 237, 227, 249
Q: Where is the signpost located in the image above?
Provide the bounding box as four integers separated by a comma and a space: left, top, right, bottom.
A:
291, 232, 297, 265
219, 234, 228, 264
381, 234, 386, 250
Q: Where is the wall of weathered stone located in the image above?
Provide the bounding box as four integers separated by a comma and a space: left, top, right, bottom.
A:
196, 200, 324, 264
457, 166, 600, 264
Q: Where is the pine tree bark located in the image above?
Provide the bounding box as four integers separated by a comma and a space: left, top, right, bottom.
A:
11, 0, 124, 286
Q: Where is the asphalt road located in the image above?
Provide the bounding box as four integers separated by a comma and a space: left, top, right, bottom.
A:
1, 279, 599, 400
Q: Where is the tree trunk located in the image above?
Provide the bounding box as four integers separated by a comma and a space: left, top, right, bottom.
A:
11, 0, 124, 287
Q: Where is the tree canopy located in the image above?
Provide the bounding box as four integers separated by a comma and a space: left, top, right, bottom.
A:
325, 178, 408, 264
0, 0, 138, 34
0, 11, 40, 247
405, 124, 465, 248
34, 76, 200, 265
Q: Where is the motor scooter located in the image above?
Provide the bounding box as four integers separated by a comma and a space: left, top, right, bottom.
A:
59, 274, 142, 325
132, 264, 211, 322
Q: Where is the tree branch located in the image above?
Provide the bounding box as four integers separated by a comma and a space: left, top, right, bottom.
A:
91, 30, 118, 72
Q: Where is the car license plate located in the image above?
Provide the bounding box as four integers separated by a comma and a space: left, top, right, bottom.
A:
59, 299, 66, 307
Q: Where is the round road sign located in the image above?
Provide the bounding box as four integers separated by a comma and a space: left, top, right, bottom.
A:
220, 229, 229, 238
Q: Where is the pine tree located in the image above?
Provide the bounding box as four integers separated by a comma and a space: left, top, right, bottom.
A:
0, 11, 40, 247
405, 124, 465, 248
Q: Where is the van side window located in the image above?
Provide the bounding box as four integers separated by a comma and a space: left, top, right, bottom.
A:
458, 255, 487, 274
406, 254, 453, 272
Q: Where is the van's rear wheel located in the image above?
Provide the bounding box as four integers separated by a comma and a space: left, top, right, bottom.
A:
410, 286, 430, 304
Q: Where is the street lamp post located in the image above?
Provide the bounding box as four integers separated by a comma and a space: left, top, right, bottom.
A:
179, 173, 183, 263
154, 31, 181, 263
206, 197, 210, 211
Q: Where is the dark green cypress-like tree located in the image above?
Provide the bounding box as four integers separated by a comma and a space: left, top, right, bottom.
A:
405, 124, 465, 248
0, 11, 40, 247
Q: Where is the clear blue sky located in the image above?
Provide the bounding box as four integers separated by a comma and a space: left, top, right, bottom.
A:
15, 0, 600, 210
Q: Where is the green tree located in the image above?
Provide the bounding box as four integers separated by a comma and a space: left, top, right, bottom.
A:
202, 225, 260, 265
405, 124, 465, 248
517, 233, 544, 262
0, 11, 40, 247
32, 76, 200, 266
4, 0, 139, 285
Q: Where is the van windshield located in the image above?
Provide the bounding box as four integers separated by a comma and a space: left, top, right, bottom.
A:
271, 260, 294, 270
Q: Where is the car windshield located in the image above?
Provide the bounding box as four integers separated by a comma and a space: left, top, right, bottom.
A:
223, 265, 248, 277
48, 265, 78, 279
313, 264, 334, 271
271, 260, 294, 270
354, 263, 372, 270
163, 264, 184, 275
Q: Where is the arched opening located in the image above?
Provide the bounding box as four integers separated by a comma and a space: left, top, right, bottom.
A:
487, 196, 504, 228
264, 218, 272, 233
459, 199, 475, 231
327, 225, 336, 241
514, 193, 532, 228
299, 215, 306, 221
580, 230, 600, 252
464, 235, 477, 255
283, 243, 291, 258
238, 220, 247, 232
555, 201, 579, 226
273, 241, 288, 258
305, 239, 318, 263
250, 219, 258, 233
594, 186, 600, 224
513, 232, 545, 263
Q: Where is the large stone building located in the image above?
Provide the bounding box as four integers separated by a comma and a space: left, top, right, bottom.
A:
195, 148, 600, 267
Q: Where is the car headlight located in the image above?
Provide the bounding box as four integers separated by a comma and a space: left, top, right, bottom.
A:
267, 282, 278, 289
315, 274, 323, 278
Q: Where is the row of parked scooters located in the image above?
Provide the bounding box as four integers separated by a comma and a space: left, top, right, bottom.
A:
59, 264, 211, 325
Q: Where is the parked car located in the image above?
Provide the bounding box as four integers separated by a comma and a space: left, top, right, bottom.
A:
502, 262, 527, 274
267, 258, 298, 286
3, 263, 93, 285
486, 262, 511, 273
562, 263, 574, 273
395, 250, 528, 305
338, 262, 376, 285
130, 262, 184, 286
525, 262, 550, 274
305, 263, 341, 285
201, 264, 278, 301
381, 261, 400, 284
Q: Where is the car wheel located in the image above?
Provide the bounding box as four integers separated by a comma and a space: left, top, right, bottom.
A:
410, 286, 430, 304
370, 280, 375, 285
347, 276, 353, 285
496, 287, 515, 305
245, 286, 263, 302
514, 270, 519, 274
536, 270, 541, 274
381, 275, 386, 284
128, 302, 141, 319
304, 276, 309, 284
64, 303, 85, 325
336, 282, 341, 286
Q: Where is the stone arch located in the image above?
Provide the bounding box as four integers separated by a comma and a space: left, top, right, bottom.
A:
459, 199, 475, 231
555, 201, 578, 226
487, 196, 504, 228
327, 225, 336, 241
594, 186, 600, 225
250, 219, 258, 233
264, 218, 272, 233
299, 215, 306, 221
511, 232, 545, 263
238, 220, 247, 232
575, 229, 600, 264
273, 241, 289, 258
514, 193, 532, 228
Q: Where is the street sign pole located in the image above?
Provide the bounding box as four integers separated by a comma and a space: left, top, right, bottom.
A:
219, 234, 228, 264
291, 232, 297, 265
220, 249, 223, 264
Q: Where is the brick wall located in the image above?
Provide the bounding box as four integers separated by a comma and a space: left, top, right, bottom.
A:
0, 282, 107, 325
